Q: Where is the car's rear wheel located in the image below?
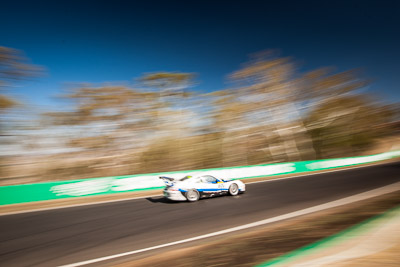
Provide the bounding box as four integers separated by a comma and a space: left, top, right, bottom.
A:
228, 183, 239, 196
186, 189, 200, 202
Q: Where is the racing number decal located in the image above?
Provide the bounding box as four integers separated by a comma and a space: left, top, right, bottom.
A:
218, 183, 224, 189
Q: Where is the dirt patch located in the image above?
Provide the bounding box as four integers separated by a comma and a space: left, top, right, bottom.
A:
340, 244, 400, 267
113, 191, 400, 267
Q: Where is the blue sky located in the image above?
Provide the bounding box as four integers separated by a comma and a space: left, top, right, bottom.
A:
1, 0, 399, 109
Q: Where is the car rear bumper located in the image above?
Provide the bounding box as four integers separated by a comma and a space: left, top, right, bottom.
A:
163, 190, 187, 201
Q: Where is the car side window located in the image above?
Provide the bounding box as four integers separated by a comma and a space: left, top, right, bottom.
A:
203, 175, 217, 183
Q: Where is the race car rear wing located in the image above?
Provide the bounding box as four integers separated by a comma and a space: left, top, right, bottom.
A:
159, 176, 175, 186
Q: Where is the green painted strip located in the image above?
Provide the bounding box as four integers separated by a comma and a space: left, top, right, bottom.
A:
0, 183, 164, 205
254, 205, 400, 267
0, 150, 399, 206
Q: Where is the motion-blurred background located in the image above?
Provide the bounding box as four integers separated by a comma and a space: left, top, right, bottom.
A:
1, 0, 399, 186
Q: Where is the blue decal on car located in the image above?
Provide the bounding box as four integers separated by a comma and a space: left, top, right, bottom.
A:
197, 188, 228, 192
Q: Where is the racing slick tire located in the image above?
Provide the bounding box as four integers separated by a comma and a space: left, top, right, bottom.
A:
228, 183, 239, 196
186, 189, 200, 202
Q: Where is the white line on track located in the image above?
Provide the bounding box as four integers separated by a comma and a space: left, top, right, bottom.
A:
60, 181, 400, 267
0, 161, 397, 216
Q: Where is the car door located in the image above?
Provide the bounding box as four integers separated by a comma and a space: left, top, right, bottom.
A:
201, 175, 221, 193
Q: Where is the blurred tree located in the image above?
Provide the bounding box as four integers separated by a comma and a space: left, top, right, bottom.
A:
138, 133, 224, 173
228, 51, 309, 161
41, 72, 199, 177
0, 46, 42, 156
205, 89, 251, 166
0, 46, 42, 180
0, 46, 41, 111
138, 72, 197, 170
44, 85, 159, 154
139, 72, 194, 93
305, 95, 396, 158
139, 72, 195, 129
227, 50, 369, 161
0, 95, 17, 111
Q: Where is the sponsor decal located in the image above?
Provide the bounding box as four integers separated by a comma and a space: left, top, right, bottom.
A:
111, 176, 162, 191
51, 179, 113, 196
50, 176, 164, 196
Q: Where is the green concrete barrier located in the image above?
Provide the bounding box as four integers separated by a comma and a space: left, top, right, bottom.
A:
1, 150, 399, 206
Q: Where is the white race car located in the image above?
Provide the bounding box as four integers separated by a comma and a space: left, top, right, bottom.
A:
160, 174, 246, 202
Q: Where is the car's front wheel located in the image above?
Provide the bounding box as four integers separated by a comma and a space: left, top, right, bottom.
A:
186, 189, 200, 202
228, 183, 239, 196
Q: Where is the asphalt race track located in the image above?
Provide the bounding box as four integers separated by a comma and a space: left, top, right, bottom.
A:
0, 162, 399, 267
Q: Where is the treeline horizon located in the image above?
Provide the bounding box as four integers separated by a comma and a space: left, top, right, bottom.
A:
0, 47, 398, 185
